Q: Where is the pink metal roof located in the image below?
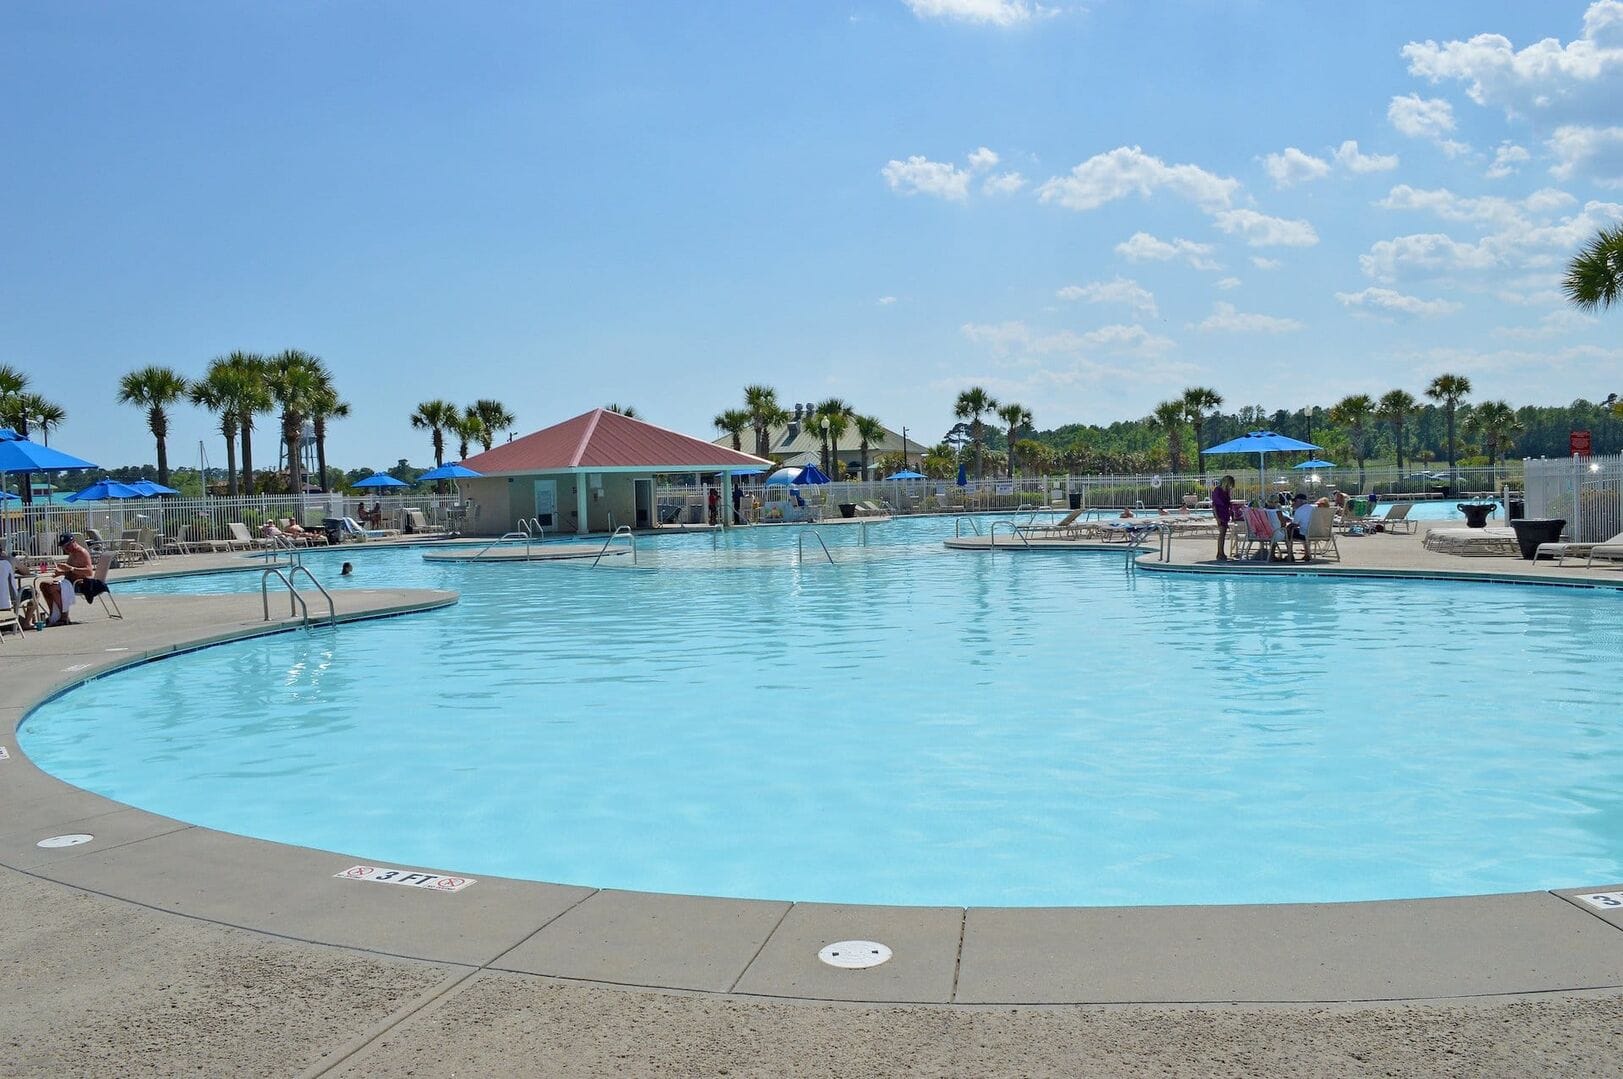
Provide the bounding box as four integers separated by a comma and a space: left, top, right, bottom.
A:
461, 408, 770, 474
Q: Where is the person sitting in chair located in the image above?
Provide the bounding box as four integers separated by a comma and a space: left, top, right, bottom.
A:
40, 533, 93, 626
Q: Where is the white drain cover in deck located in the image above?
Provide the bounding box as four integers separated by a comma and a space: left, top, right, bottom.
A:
37, 834, 94, 848
818, 940, 892, 969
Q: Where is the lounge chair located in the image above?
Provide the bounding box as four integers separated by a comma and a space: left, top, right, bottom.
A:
1239, 506, 1287, 560
1587, 544, 1623, 566
403, 508, 445, 534
1378, 502, 1417, 534
1018, 507, 1088, 540
227, 522, 271, 550
1306, 505, 1341, 562
1532, 529, 1623, 565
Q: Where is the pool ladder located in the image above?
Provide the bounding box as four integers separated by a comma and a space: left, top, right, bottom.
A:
797, 530, 835, 564
593, 526, 637, 567
261, 563, 336, 626
474, 519, 543, 560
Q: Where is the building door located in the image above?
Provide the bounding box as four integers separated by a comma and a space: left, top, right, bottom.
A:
634, 478, 653, 528
533, 479, 557, 528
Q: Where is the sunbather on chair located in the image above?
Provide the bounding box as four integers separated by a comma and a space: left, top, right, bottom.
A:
40, 532, 92, 626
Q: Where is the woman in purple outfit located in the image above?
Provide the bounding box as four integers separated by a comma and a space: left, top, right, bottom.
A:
1211, 474, 1236, 561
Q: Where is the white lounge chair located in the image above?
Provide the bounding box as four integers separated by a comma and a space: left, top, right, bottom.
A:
1306, 505, 1341, 562
1533, 529, 1623, 566
227, 522, 271, 550
78, 553, 122, 619
1378, 502, 1417, 534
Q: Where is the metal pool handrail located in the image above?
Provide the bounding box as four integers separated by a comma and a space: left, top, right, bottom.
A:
954, 516, 983, 537
797, 530, 835, 564
593, 526, 637, 567
988, 520, 1030, 549
259, 563, 334, 625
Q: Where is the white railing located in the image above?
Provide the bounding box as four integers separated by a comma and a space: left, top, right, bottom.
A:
0, 493, 473, 558
1525, 453, 1623, 543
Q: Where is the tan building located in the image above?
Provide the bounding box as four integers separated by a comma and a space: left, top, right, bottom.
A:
459, 408, 769, 535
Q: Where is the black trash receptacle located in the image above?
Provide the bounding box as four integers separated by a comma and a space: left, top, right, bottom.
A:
1510, 518, 1566, 560
321, 518, 343, 545
1508, 498, 1525, 521
838, 503, 857, 518
1068, 491, 1083, 510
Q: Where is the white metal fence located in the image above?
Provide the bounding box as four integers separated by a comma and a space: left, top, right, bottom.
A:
1, 493, 469, 557
656, 464, 1522, 525
1525, 454, 1623, 543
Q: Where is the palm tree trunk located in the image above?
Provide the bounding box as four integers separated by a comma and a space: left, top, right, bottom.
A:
1446, 408, 1457, 473
1394, 423, 1405, 475
974, 423, 984, 480
241, 420, 256, 496
285, 419, 302, 495
314, 418, 329, 493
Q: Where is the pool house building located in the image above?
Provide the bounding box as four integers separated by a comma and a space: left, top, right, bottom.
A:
458, 407, 770, 535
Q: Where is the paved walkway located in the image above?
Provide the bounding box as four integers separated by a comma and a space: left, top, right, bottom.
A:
6, 554, 1623, 1073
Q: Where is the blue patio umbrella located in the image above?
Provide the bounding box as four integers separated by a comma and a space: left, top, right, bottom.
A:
417, 462, 483, 481
0, 438, 98, 475
796, 463, 831, 484
64, 479, 147, 502
1201, 431, 1321, 489
765, 464, 831, 486
352, 472, 409, 489
1293, 459, 1336, 470
127, 479, 180, 496
886, 469, 926, 480
956, 463, 968, 487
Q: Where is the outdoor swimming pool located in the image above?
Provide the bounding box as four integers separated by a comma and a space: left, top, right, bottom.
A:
21, 517, 1623, 907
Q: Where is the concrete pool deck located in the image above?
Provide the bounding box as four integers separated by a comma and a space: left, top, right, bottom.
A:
6, 554, 1623, 1072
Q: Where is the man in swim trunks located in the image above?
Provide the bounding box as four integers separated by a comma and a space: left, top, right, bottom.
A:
40, 533, 92, 625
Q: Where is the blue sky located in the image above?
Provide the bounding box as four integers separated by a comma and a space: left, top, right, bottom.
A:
4, 1, 1622, 470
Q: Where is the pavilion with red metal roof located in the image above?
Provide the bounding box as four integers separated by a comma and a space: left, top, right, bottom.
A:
458, 408, 771, 534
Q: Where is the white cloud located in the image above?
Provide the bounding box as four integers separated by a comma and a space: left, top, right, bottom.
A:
1494, 309, 1599, 339
1215, 276, 1241, 290
1251, 256, 1282, 270
1359, 233, 1498, 279
1388, 93, 1456, 139
1548, 124, 1623, 186
1375, 184, 1575, 230
903, 0, 1035, 27
1114, 231, 1220, 270
1333, 139, 1400, 173
960, 320, 1174, 358
1486, 141, 1531, 179
881, 155, 970, 200
1402, 2, 1623, 123
1037, 146, 1240, 212
1212, 208, 1319, 247
1261, 147, 1330, 187
981, 171, 1027, 196
967, 146, 1000, 171
877, 296, 898, 305
1192, 302, 1303, 334
1334, 286, 1463, 318
1056, 277, 1159, 318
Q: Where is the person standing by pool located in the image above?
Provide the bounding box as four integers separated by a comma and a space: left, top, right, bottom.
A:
1211, 474, 1235, 561
707, 486, 720, 525
731, 483, 743, 525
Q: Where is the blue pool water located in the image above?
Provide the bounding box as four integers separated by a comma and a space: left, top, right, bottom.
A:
21, 517, 1623, 907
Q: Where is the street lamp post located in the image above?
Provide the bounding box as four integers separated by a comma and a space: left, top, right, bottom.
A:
820, 416, 830, 477
902, 426, 909, 471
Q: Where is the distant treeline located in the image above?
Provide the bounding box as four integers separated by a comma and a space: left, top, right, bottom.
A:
981, 398, 1623, 475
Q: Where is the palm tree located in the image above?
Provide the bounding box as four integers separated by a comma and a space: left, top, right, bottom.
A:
813, 398, 855, 478
116, 365, 189, 488
712, 408, 750, 452
309, 369, 349, 493
201, 351, 273, 495
1376, 389, 1417, 477
954, 387, 998, 481
744, 385, 787, 459
264, 350, 325, 494
1466, 400, 1523, 483
996, 402, 1033, 478
29, 398, 65, 446
1149, 399, 1185, 475
453, 409, 486, 461
854, 414, 887, 479
605, 403, 639, 418
1328, 393, 1376, 490
1564, 224, 1623, 313
470, 399, 515, 451
1181, 386, 1224, 482
1425, 373, 1473, 476
410, 399, 460, 472
188, 376, 239, 495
